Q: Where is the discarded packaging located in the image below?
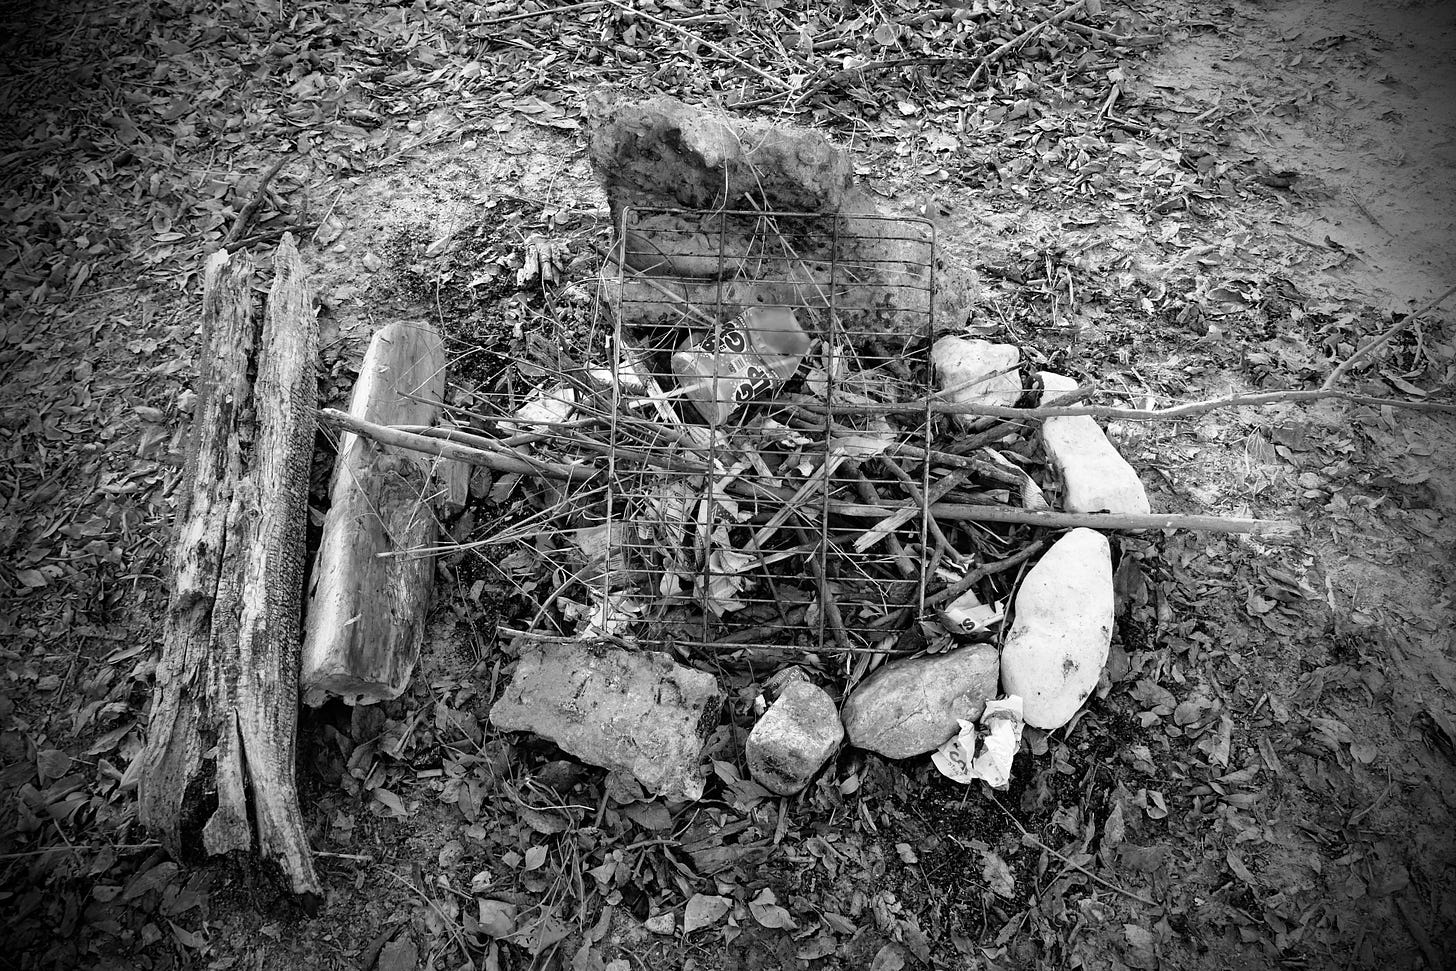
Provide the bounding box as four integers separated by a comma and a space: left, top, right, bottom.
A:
671, 306, 809, 423
931, 696, 1025, 789
507, 383, 576, 434
938, 588, 1004, 637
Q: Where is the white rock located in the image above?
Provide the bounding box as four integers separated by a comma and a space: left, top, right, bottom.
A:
932, 337, 1022, 425
1037, 372, 1150, 515
841, 645, 1000, 758
1000, 527, 1113, 729
746, 680, 843, 795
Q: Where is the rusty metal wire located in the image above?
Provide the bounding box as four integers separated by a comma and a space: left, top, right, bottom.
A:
587, 206, 938, 653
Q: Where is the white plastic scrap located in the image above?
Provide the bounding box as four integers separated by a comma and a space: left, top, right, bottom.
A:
506, 384, 576, 434
931, 696, 1025, 789
937, 589, 1005, 637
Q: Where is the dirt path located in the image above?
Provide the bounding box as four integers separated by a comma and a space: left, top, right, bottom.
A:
1, 0, 1453, 969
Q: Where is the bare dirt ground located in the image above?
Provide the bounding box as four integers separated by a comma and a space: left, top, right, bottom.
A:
2, 1, 1453, 969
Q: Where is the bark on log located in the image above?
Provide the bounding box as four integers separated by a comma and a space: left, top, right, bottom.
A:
138, 234, 321, 900
301, 321, 455, 706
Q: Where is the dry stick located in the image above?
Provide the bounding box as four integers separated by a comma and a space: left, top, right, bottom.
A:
880, 459, 960, 564
334, 410, 1293, 535
0, 842, 161, 861
222, 156, 289, 251
852, 469, 918, 578
793, 387, 1456, 419
1321, 283, 1456, 390
986, 793, 1157, 908
926, 540, 1047, 609
795, 524, 855, 654
948, 388, 1092, 454
831, 500, 1296, 537
600, 0, 792, 91
318, 408, 593, 482
967, 0, 1089, 88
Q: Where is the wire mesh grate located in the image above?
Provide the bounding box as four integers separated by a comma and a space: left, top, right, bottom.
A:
593, 205, 938, 654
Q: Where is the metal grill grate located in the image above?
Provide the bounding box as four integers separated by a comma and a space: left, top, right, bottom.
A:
595, 206, 937, 653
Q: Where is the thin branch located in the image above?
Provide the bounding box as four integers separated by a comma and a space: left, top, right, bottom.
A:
0, 842, 161, 861
222, 156, 289, 251
1322, 283, 1456, 390
926, 540, 1047, 608
833, 501, 1298, 538
472, 0, 606, 28
318, 408, 595, 482
986, 793, 1158, 907
789, 387, 1456, 420
600, 0, 792, 90
968, 0, 1089, 87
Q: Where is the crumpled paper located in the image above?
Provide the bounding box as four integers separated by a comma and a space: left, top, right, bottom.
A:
931, 696, 1025, 789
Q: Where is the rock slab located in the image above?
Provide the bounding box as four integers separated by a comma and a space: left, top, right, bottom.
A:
746, 680, 843, 795
586, 93, 852, 218
1000, 527, 1113, 729
1038, 372, 1150, 515
841, 645, 1000, 759
489, 642, 722, 800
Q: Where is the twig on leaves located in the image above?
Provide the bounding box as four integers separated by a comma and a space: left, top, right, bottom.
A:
0, 842, 161, 861
987, 793, 1158, 907
967, 0, 1090, 88
222, 156, 289, 251
600, 0, 792, 91
1322, 282, 1456, 390
472, 0, 607, 28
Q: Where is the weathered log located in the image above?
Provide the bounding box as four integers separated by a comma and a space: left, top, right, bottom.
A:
301, 321, 456, 706
139, 234, 321, 900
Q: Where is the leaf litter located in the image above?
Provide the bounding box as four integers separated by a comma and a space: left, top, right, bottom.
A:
2, 0, 1455, 969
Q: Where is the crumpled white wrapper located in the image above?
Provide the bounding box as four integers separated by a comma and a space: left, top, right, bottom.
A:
938, 588, 1005, 637
931, 696, 1025, 789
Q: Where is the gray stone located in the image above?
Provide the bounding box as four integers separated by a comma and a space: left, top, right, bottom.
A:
746, 680, 843, 795
488, 642, 722, 800
841, 645, 1000, 759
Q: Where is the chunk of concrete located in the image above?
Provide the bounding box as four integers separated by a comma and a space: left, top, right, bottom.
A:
933, 338, 1022, 425
841, 645, 1000, 759
1000, 527, 1113, 729
1037, 372, 1150, 515
746, 680, 843, 795
489, 642, 722, 800
585, 93, 852, 218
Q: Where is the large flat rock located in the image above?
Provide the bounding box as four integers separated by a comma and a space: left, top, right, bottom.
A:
841, 645, 1000, 759
1000, 527, 1113, 729
586, 93, 852, 218
489, 642, 722, 800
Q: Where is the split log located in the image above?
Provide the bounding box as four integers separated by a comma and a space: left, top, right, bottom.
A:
138, 234, 321, 901
301, 321, 456, 706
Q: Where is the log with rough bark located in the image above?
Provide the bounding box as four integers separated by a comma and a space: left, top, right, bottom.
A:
301, 321, 456, 706
138, 234, 321, 902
